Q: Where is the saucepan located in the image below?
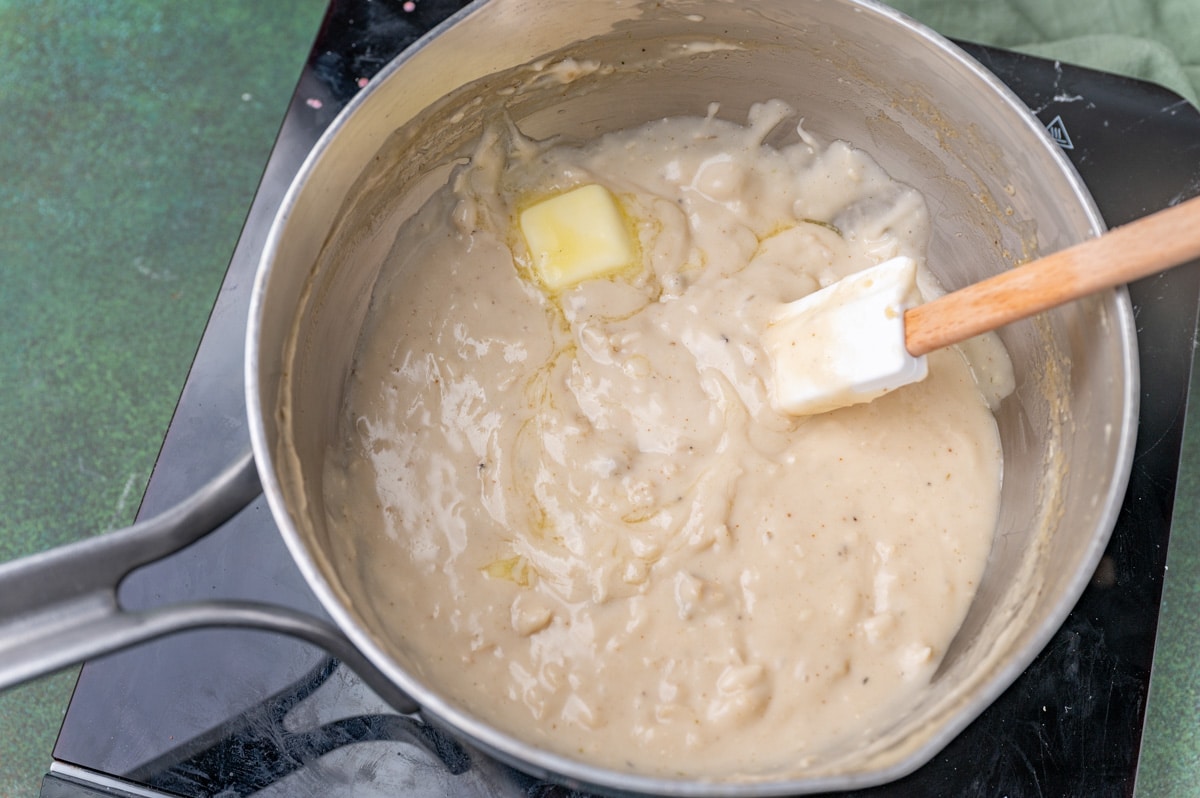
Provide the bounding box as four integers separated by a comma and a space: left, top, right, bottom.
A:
0, 0, 1136, 794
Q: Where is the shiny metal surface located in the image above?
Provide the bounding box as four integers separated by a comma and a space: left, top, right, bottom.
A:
0, 448, 418, 717
249, 0, 1136, 794
0, 453, 261, 689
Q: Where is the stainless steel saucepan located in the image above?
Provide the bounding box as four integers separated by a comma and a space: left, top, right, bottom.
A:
0, 1, 1137, 794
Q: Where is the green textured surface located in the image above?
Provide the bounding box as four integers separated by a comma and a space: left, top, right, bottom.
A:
0, 2, 325, 797
1136, 357, 1200, 797
1, 1, 1199, 798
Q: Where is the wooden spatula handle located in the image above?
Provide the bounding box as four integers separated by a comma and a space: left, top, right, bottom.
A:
904, 194, 1200, 358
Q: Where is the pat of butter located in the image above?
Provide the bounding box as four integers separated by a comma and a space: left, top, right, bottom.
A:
519, 184, 635, 290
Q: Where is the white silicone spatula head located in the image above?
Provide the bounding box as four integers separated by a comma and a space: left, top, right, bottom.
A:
763, 256, 928, 416
765, 194, 1200, 416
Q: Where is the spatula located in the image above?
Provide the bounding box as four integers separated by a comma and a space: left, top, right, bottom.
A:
765, 193, 1200, 416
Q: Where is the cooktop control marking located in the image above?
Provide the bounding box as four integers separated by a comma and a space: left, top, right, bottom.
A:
1046, 114, 1076, 149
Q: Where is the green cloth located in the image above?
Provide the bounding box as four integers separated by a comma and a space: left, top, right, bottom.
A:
890, 0, 1200, 105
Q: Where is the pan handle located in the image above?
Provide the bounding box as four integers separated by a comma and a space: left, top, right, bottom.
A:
0, 452, 418, 715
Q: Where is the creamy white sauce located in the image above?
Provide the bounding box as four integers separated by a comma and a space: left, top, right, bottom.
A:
323, 101, 1012, 777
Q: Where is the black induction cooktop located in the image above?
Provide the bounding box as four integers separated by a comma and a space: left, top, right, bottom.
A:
39, 2, 1200, 796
